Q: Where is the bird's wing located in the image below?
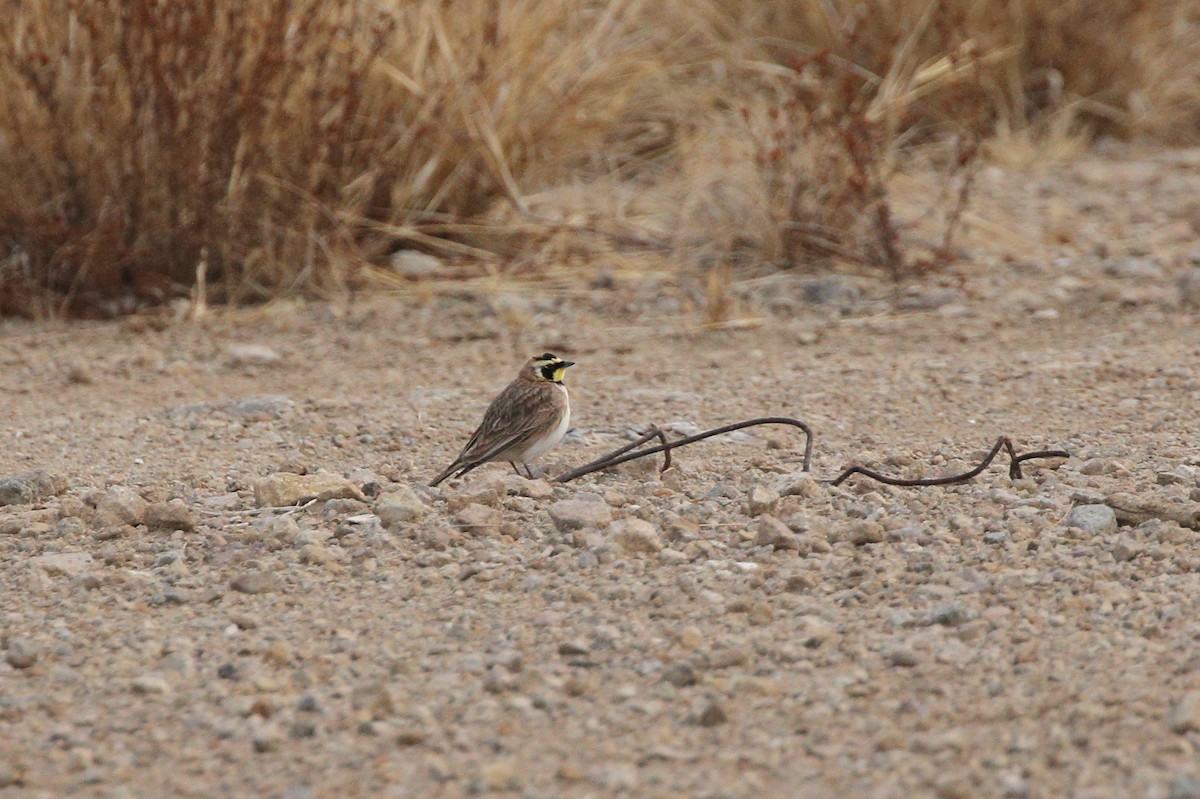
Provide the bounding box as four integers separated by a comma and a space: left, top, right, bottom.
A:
455, 381, 560, 465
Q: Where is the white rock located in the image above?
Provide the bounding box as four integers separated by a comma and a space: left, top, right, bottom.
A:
31, 552, 94, 577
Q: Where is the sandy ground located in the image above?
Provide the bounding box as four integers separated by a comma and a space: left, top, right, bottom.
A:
2, 146, 1200, 799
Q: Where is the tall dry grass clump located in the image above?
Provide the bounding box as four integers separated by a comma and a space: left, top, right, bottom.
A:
646, 0, 1200, 275
0, 0, 666, 316
1, 0, 1198, 315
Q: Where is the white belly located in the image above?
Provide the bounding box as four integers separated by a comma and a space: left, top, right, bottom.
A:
520, 390, 570, 463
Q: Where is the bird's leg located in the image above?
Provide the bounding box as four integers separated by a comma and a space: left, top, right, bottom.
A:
523, 464, 535, 479
509, 462, 522, 476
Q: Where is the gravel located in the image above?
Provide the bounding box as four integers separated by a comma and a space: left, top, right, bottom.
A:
1, 146, 1199, 798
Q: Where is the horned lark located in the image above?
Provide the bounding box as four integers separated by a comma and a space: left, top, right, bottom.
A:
429, 353, 575, 487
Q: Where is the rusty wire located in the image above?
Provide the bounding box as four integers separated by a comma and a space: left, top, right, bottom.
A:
552, 418, 1066, 488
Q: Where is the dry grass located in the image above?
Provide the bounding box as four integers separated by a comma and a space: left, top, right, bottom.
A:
0, 0, 1198, 316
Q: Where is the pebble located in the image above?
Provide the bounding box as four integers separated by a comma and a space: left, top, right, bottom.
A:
746, 485, 780, 516
253, 473, 365, 508
692, 697, 728, 727
516, 479, 556, 499
0, 470, 68, 506
607, 518, 663, 553
802, 275, 861, 306
558, 639, 590, 656
31, 551, 94, 577
252, 724, 285, 753
351, 682, 396, 720
928, 602, 973, 627
5, 637, 38, 669
454, 503, 500, 534
884, 645, 919, 668
1110, 535, 1143, 563
1170, 777, 1200, 799
390, 250, 443, 279
227, 395, 295, 422
662, 662, 699, 687
479, 759, 519, 791
95, 486, 148, 527
226, 343, 282, 366
0, 759, 26, 788
548, 498, 612, 532
1170, 692, 1200, 734
231, 571, 279, 595
774, 471, 822, 498
1179, 266, 1200, 307
797, 616, 836, 648
144, 500, 196, 532
1101, 256, 1163, 280
375, 486, 427, 526
837, 520, 885, 545
1065, 504, 1118, 536
754, 515, 799, 550
130, 673, 170, 695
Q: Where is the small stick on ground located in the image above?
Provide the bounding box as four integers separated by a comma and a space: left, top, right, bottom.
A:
829, 436, 1069, 487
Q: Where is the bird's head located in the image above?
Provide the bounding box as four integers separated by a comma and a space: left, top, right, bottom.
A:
526, 352, 574, 383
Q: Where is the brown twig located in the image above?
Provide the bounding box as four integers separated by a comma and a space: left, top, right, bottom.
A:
829, 436, 1069, 487
554, 417, 814, 484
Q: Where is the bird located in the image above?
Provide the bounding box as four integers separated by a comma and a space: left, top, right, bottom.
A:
429, 353, 575, 487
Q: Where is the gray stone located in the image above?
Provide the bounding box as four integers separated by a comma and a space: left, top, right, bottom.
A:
130, 673, 170, 695
454, 503, 499, 534
375, 486, 426, 527
390, 250, 443, 279
693, 698, 728, 727
516, 479, 555, 500
1110, 535, 1143, 563
5, 638, 38, 669
1065, 504, 1118, 536
797, 616, 836, 648
884, 645, 919, 668
607, 518, 663, 553
1179, 267, 1200, 308
231, 571, 279, 595
145, 500, 196, 532
802, 275, 861, 306
351, 682, 397, 720
558, 639, 590, 656
31, 551, 94, 577
661, 662, 698, 687
754, 515, 799, 550
0, 470, 67, 506
548, 499, 612, 532
1101, 256, 1163, 280
227, 395, 295, 422
929, 602, 973, 627
836, 520, 884, 545
253, 473, 365, 508
226, 343, 281, 366
96, 486, 147, 527
1170, 692, 1200, 734
774, 471, 822, 498
1169, 776, 1200, 799
746, 485, 780, 517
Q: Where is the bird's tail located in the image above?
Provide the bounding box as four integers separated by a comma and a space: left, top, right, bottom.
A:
429, 458, 486, 488
429, 460, 461, 487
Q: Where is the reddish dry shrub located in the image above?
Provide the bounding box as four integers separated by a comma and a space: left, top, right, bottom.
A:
0, 0, 664, 316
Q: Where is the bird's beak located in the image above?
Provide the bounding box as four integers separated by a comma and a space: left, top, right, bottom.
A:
560, 361, 576, 369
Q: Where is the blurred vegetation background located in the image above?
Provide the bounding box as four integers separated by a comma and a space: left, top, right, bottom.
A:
1, 0, 1197, 317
